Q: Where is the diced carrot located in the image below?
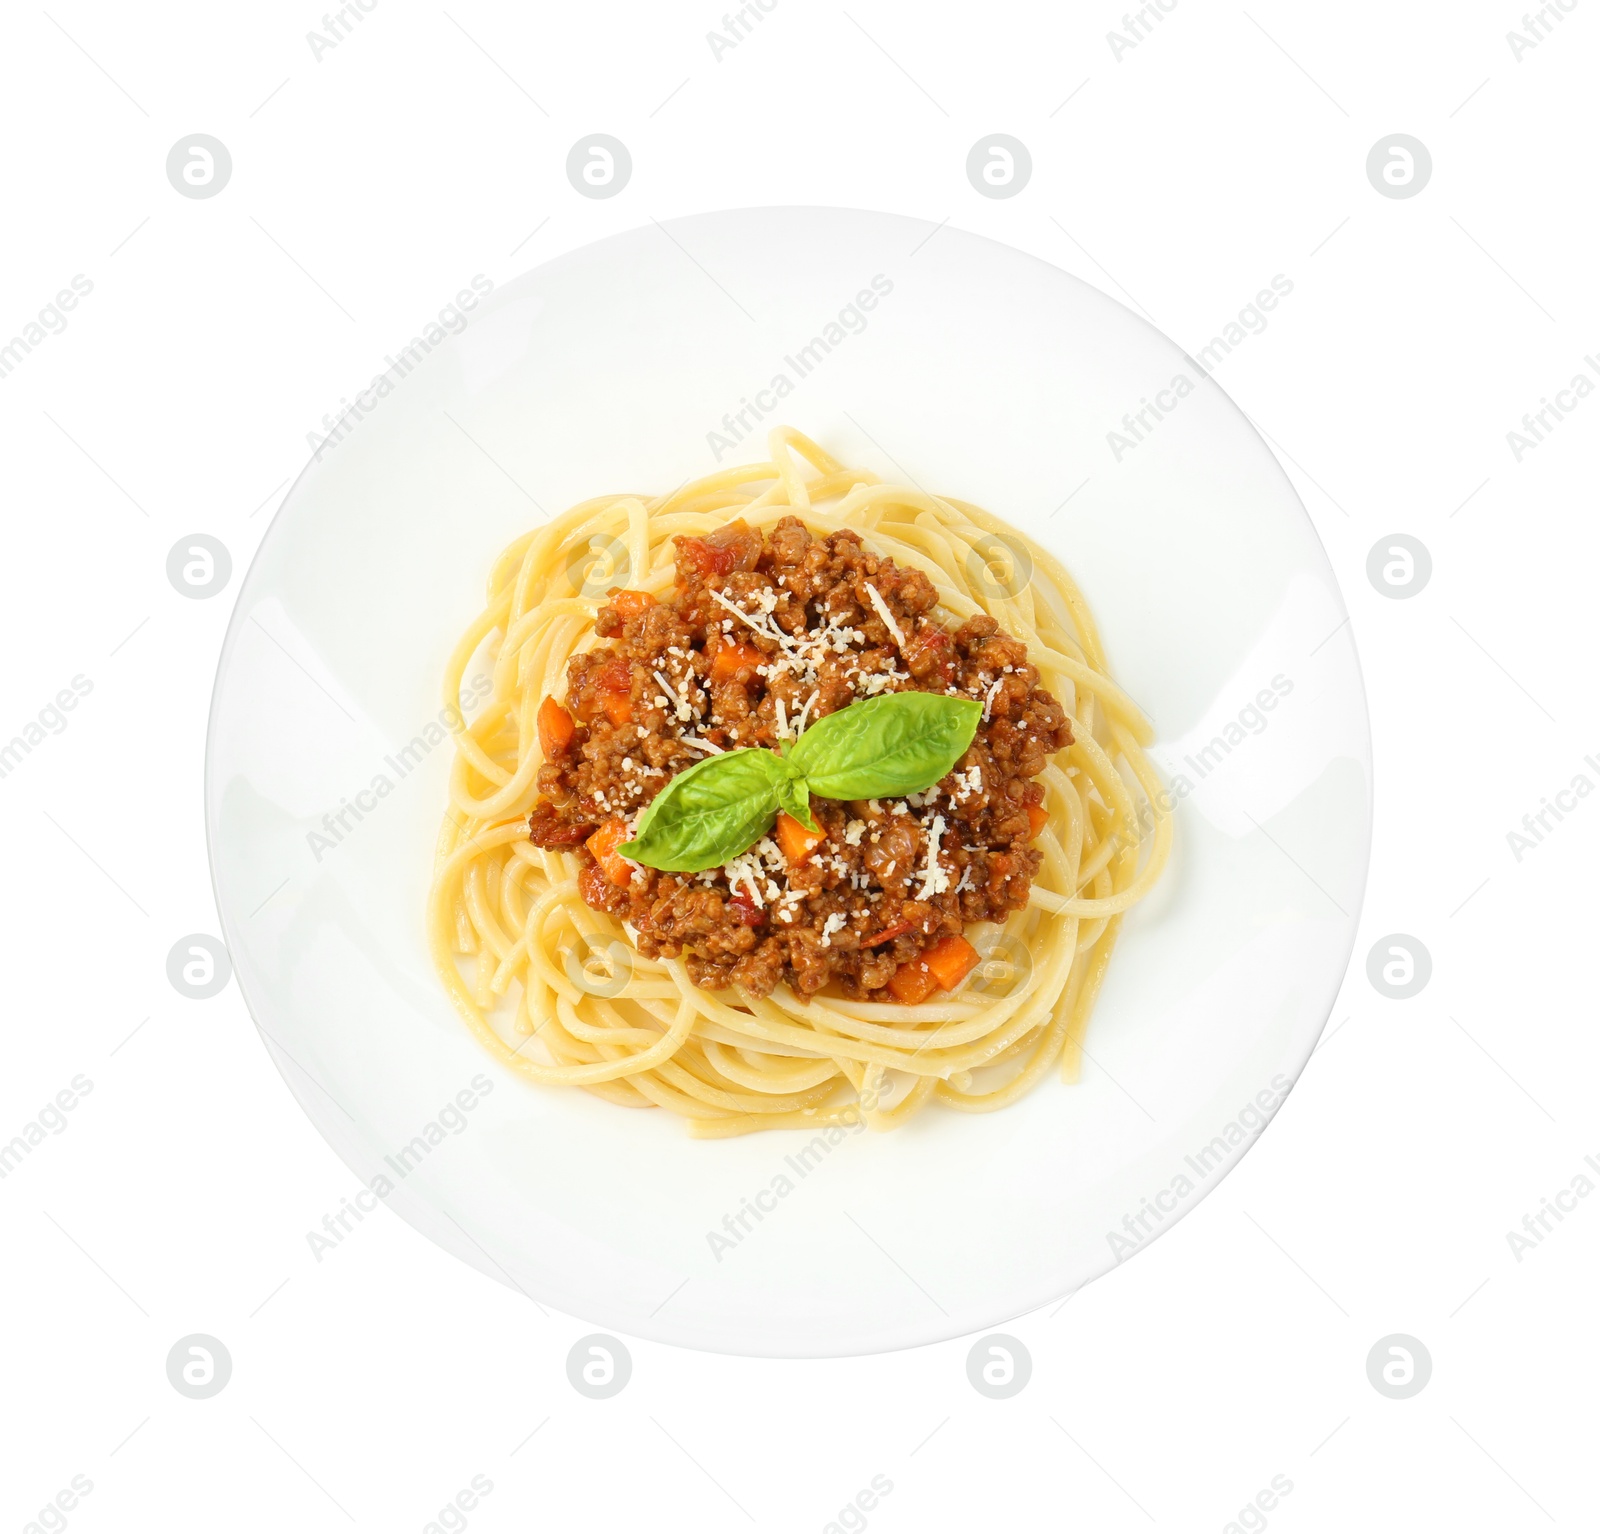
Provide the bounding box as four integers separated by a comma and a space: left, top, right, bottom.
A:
585, 820, 635, 887
1026, 804, 1049, 838
711, 641, 765, 683
608, 589, 655, 620
537, 697, 575, 758
923, 933, 981, 991
592, 659, 633, 727
775, 810, 826, 864
887, 961, 939, 1005
575, 659, 632, 723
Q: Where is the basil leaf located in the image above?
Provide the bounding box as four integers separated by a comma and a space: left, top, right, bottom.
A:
615, 695, 977, 872
788, 692, 982, 800
774, 775, 816, 831
618, 748, 786, 872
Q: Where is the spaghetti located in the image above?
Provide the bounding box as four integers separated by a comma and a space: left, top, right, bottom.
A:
428, 428, 1170, 1135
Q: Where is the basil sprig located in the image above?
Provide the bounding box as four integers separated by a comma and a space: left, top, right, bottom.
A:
787, 692, 983, 800
618, 691, 981, 873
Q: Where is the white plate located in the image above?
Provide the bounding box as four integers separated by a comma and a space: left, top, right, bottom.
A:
206, 208, 1371, 1357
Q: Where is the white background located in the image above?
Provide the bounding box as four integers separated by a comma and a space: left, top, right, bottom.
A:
2, 1, 1597, 1529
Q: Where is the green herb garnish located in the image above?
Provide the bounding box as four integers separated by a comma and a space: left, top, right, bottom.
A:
618, 692, 982, 873
786, 691, 983, 801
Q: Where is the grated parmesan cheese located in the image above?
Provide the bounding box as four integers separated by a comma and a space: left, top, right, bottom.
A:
915, 814, 952, 898
755, 837, 785, 871
856, 665, 909, 697
653, 668, 692, 724
792, 689, 820, 736
721, 851, 767, 907
863, 583, 906, 649
951, 765, 982, 803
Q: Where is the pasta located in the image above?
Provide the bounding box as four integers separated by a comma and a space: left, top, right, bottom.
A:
427, 428, 1170, 1135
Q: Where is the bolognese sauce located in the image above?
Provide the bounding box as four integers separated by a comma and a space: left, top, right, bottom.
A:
528, 517, 1072, 1001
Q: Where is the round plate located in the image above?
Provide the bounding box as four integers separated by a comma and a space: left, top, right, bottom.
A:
206, 207, 1371, 1357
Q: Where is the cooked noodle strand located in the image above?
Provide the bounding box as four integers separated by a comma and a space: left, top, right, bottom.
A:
428, 430, 1169, 1133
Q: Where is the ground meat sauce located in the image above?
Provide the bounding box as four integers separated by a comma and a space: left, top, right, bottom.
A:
527, 517, 1073, 1001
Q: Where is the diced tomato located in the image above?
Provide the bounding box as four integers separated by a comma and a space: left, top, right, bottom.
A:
922, 933, 981, 991
986, 853, 1013, 898
887, 960, 939, 1005
607, 589, 655, 620
593, 659, 632, 727
675, 536, 737, 580
908, 625, 960, 685
577, 861, 614, 908
585, 819, 635, 887
537, 697, 575, 758
862, 918, 914, 948
1026, 804, 1049, 838
674, 521, 761, 580
711, 641, 765, 683
728, 893, 766, 926
775, 811, 826, 864
573, 658, 632, 723
594, 658, 631, 692
527, 803, 593, 847
535, 823, 594, 847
